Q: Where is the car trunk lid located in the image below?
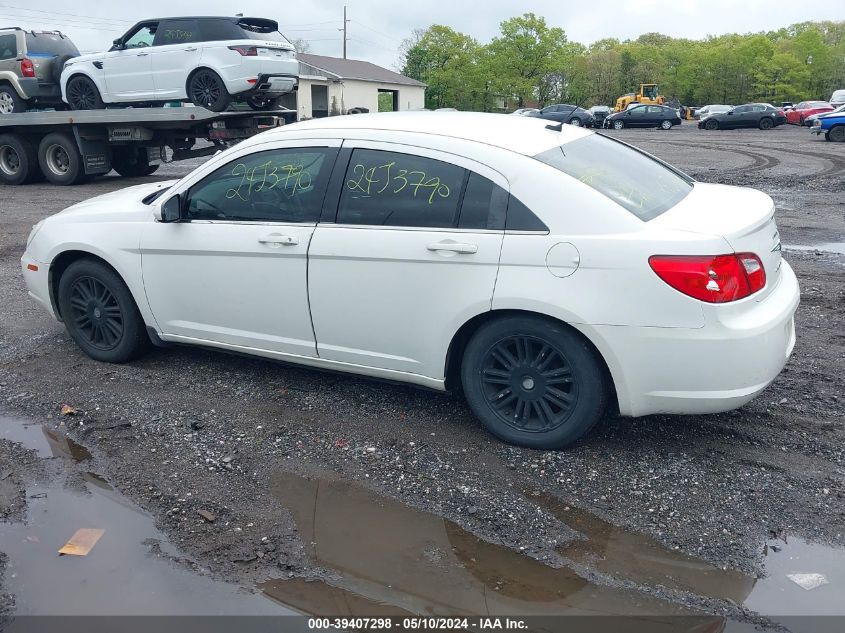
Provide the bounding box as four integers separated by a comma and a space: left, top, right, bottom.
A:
649, 182, 783, 301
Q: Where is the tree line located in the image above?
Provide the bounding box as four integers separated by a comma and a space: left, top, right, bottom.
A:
398, 14, 845, 110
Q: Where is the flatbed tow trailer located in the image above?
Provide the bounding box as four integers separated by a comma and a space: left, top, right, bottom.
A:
0, 107, 295, 186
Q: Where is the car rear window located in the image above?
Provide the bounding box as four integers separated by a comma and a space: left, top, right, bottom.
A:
534, 133, 693, 222
199, 18, 292, 46
24, 32, 79, 57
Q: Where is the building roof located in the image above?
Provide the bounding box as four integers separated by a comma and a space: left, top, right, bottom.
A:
262, 111, 591, 157
298, 53, 426, 88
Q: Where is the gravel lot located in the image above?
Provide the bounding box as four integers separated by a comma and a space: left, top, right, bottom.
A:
1, 122, 843, 622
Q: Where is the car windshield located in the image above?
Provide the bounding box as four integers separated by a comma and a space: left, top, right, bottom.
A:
24, 32, 79, 56
534, 133, 693, 221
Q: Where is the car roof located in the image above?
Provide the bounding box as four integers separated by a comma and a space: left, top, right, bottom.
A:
269, 112, 592, 157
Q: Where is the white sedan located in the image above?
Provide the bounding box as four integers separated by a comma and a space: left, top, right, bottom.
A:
21, 112, 799, 449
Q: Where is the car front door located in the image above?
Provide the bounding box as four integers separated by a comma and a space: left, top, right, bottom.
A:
150, 18, 202, 99
723, 106, 747, 129
141, 139, 341, 356
307, 142, 507, 380
626, 106, 647, 127
105, 22, 157, 99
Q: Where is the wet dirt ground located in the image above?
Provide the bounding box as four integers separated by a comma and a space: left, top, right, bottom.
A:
0, 122, 843, 628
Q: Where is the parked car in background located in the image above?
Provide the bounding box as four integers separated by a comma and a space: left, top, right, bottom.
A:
829, 90, 845, 108
0, 28, 79, 113
811, 110, 845, 142
695, 104, 732, 119
20, 112, 799, 449
604, 104, 681, 129
698, 103, 784, 130
785, 101, 833, 125
805, 103, 845, 127
530, 103, 593, 127
60, 16, 298, 112
510, 107, 539, 116
588, 105, 611, 127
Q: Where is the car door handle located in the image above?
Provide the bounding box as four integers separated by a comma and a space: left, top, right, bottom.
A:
184, 47, 198, 52
426, 241, 477, 254
258, 234, 298, 246
135, 52, 149, 57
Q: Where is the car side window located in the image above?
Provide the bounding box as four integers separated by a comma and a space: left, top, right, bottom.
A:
186, 147, 337, 223
124, 24, 158, 49
647, 106, 664, 113
0, 34, 16, 60
155, 20, 201, 46
733, 106, 748, 113
337, 149, 465, 228
458, 172, 507, 230
628, 107, 645, 116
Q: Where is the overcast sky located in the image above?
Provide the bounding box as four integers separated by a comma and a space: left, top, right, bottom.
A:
5, 0, 843, 68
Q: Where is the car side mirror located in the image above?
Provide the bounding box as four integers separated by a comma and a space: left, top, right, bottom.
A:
727, 111, 733, 115
156, 195, 182, 223
112, 38, 124, 50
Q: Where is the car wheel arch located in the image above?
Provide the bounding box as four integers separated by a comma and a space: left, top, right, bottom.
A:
49, 250, 147, 325
443, 308, 620, 415
63, 71, 104, 100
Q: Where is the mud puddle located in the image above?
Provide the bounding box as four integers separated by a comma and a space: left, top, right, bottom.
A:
536, 494, 845, 621
0, 416, 295, 618
265, 470, 845, 628
264, 470, 719, 630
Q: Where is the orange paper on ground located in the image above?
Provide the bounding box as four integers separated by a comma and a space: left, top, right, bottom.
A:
58, 528, 104, 556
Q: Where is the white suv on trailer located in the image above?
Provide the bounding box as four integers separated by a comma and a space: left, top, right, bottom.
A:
60, 16, 298, 112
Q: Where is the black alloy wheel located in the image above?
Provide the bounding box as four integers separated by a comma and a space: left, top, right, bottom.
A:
479, 334, 578, 433
66, 76, 104, 110
188, 70, 232, 112
704, 118, 719, 130
461, 315, 607, 449
57, 259, 148, 362
67, 276, 125, 351
759, 117, 773, 130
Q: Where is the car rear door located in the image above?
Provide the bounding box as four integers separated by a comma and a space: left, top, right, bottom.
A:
307, 142, 507, 380
149, 18, 202, 99
141, 139, 341, 356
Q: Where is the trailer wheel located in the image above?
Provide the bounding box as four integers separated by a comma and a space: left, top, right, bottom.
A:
0, 134, 40, 185
38, 133, 86, 185
112, 147, 159, 177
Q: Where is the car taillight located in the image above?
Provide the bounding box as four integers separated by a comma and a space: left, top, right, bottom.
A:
649, 253, 766, 303
228, 45, 257, 56
20, 58, 35, 77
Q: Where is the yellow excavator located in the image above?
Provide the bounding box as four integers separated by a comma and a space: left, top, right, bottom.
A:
613, 84, 665, 112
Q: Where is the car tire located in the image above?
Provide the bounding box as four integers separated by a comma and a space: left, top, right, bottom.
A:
188, 69, 232, 112
460, 315, 607, 449
246, 95, 280, 111
52, 55, 76, 84
828, 125, 845, 143
759, 117, 773, 130
111, 146, 159, 177
568, 117, 582, 127
57, 259, 149, 363
37, 132, 86, 185
612, 120, 624, 130
660, 119, 673, 130
0, 83, 25, 114
704, 118, 719, 130
66, 75, 105, 110
0, 134, 41, 185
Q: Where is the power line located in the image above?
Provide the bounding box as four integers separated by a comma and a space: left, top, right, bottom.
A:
0, 4, 134, 26
350, 19, 402, 45
0, 14, 126, 33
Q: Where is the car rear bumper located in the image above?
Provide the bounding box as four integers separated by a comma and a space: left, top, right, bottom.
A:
585, 260, 800, 417
16, 77, 62, 101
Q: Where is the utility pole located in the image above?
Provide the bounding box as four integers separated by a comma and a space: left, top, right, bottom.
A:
341, 5, 349, 59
